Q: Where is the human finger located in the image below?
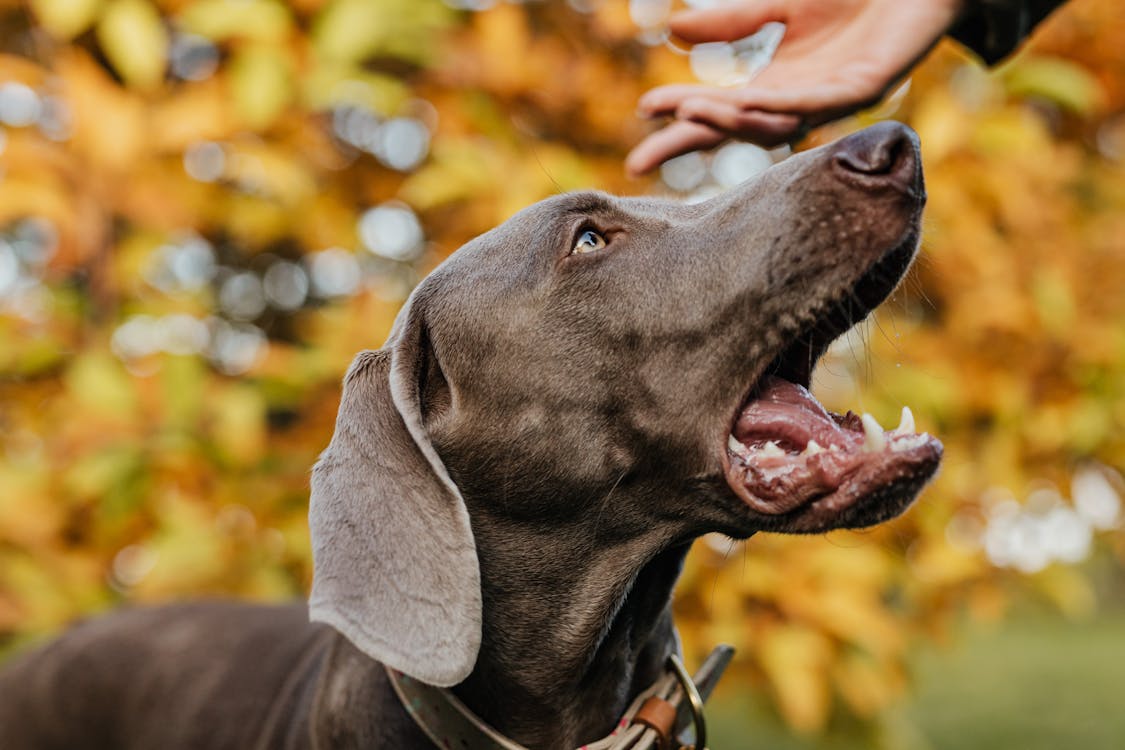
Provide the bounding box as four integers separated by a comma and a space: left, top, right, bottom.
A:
669, 1, 788, 44
636, 60, 844, 118
638, 84, 741, 118
675, 97, 803, 146
725, 78, 882, 115
625, 121, 728, 177
639, 81, 838, 120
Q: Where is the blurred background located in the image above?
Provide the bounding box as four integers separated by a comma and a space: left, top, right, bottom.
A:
0, 0, 1122, 747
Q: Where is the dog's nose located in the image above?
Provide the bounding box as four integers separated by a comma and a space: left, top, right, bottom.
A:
832, 122, 919, 191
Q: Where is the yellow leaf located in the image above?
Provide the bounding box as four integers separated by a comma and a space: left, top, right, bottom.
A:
210, 384, 266, 467
63, 447, 142, 504
64, 351, 138, 420
311, 0, 385, 65
1031, 268, 1076, 337
312, 0, 452, 66
160, 356, 206, 430
833, 651, 903, 717
0, 467, 58, 547
96, 0, 168, 90
906, 538, 986, 587
758, 624, 834, 733
300, 64, 409, 113
912, 89, 970, 164
399, 139, 495, 211
151, 78, 236, 150
134, 494, 226, 596
56, 49, 149, 169
228, 44, 293, 130
1002, 56, 1106, 114
1034, 565, 1097, 620
970, 107, 1051, 157
30, 0, 103, 39
0, 555, 83, 632
178, 0, 293, 43
216, 194, 290, 246
224, 143, 316, 205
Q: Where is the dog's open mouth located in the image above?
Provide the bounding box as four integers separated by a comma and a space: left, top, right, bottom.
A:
727, 375, 941, 518
724, 233, 943, 526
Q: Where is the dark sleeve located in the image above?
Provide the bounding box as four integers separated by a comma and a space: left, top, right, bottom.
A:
949, 0, 1069, 65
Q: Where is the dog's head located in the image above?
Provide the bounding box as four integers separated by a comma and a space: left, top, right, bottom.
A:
309, 122, 942, 686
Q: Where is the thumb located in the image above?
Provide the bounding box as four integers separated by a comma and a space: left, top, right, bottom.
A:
670, 1, 788, 44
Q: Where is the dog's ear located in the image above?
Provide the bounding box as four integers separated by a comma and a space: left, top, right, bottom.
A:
308, 311, 480, 687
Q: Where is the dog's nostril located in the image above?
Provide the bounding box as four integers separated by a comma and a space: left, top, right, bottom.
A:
836, 136, 904, 174
833, 121, 916, 176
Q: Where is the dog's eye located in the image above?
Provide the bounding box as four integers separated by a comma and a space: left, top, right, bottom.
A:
572, 230, 607, 255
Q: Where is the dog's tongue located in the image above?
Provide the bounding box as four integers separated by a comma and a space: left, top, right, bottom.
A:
733, 377, 844, 450
726, 377, 941, 515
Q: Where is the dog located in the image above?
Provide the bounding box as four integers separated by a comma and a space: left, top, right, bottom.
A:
0, 121, 941, 749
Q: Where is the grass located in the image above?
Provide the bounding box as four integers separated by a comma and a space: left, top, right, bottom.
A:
707, 611, 1125, 750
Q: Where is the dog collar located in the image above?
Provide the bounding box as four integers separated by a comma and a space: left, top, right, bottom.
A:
387, 645, 733, 750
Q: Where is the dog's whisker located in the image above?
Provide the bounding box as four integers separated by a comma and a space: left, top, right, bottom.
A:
707, 537, 738, 618
590, 470, 628, 540
528, 142, 564, 195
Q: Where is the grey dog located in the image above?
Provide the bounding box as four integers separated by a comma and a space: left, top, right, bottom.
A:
0, 121, 941, 749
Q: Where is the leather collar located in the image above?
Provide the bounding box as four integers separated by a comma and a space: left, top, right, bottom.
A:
388, 645, 733, 750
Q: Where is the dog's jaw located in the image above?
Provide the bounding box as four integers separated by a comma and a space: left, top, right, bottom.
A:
724, 377, 942, 532
711, 122, 940, 532
719, 211, 943, 533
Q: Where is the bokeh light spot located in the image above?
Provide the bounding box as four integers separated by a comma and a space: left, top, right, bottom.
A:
170, 33, 220, 82
711, 142, 773, 187
660, 151, 707, 192
219, 272, 267, 321
374, 117, 431, 172
358, 203, 424, 261
208, 319, 266, 376
184, 141, 226, 183
263, 260, 309, 311
0, 82, 41, 127
308, 248, 361, 298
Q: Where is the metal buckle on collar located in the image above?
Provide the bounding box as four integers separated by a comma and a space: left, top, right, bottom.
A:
667, 654, 708, 750
387, 644, 735, 750
669, 644, 735, 750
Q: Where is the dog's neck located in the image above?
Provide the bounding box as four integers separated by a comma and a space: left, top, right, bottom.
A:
452, 507, 689, 750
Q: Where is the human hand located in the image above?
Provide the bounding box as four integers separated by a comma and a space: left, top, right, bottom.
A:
626, 0, 964, 176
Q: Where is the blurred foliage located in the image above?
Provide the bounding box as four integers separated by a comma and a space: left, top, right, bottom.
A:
0, 0, 1121, 742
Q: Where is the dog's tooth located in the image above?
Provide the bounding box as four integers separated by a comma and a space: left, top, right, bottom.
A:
891, 432, 930, 453
728, 435, 747, 455
896, 406, 915, 434
759, 441, 786, 458
803, 440, 823, 456
861, 413, 886, 453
